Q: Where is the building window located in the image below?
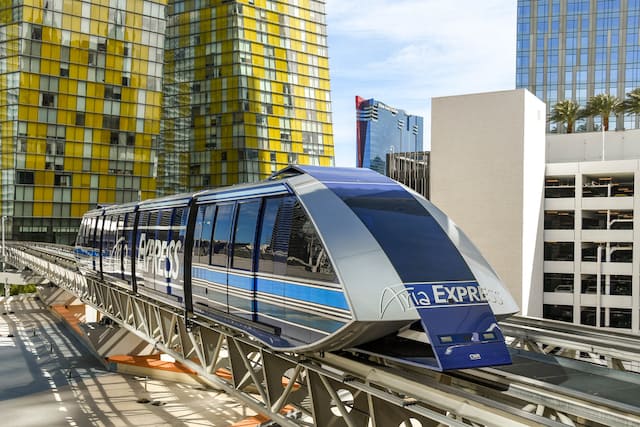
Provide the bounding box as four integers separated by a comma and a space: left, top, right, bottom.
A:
545, 176, 575, 198
610, 309, 632, 328
76, 113, 85, 126
54, 174, 71, 187
544, 273, 573, 292
31, 25, 42, 40
104, 85, 121, 100
16, 138, 27, 152
17, 171, 34, 184
544, 242, 574, 261
103, 115, 120, 130
544, 211, 574, 229
41, 92, 55, 107
582, 174, 634, 197
580, 307, 604, 327
583, 210, 633, 230
610, 275, 632, 295
543, 304, 573, 323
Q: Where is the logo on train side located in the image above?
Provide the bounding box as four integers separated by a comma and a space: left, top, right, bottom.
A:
379, 282, 491, 318
137, 233, 182, 280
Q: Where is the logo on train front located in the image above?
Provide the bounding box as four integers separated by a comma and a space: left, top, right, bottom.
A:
379, 282, 489, 318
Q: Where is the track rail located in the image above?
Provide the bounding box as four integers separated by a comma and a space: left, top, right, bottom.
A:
501, 315, 640, 371
7, 242, 640, 427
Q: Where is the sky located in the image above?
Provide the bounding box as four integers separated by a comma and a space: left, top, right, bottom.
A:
324, 0, 518, 166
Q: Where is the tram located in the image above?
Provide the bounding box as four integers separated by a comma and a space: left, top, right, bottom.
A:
75, 165, 518, 370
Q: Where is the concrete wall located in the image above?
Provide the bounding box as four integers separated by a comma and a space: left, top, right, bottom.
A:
547, 128, 640, 163
430, 89, 546, 316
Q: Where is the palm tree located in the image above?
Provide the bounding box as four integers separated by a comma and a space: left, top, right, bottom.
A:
584, 93, 622, 131
548, 100, 582, 133
621, 88, 640, 123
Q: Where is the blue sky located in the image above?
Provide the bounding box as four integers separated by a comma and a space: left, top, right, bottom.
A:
325, 0, 518, 166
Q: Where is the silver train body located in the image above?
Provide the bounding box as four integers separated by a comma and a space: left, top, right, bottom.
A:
75, 166, 518, 370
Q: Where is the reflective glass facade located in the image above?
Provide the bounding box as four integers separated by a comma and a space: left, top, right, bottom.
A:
355, 96, 423, 175
0, 0, 165, 244
0, 0, 335, 244
159, 0, 334, 193
516, 0, 640, 131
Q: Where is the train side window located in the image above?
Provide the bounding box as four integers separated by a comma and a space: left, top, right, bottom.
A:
96, 216, 105, 253
77, 218, 85, 246
193, 205, 215, 264
231, 200, 261, 271
123, 212, 135, 267
148, 211, 159, 239
211, 204, 234, 267
87, 217, 96, 248
102, 215, 114, 254
258, 196, 293, 275
286, 201, 338, 283
172, 207, 188, 275
193, 207, 204, 262
136, 211, 150, 261
76, 220, 84, 246
156, 209, 171, 246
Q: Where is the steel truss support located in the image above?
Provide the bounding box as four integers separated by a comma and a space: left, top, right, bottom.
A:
9, 244, 636, 427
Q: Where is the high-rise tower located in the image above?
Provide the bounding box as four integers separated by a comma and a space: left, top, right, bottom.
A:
516, 0, 640, 131
0, 0, 166, 244
158, 0, 334, 193
355, 96, 423, 175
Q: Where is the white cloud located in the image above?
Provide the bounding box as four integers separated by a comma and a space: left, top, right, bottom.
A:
325, 0, 517, 166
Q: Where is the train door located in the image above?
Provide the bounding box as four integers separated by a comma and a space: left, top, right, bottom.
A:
228, 199, 261, 320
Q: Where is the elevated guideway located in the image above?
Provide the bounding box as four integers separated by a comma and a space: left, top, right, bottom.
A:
6, 242, 640, 427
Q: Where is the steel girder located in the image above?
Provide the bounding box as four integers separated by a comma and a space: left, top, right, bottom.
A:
5, 245, 586, 427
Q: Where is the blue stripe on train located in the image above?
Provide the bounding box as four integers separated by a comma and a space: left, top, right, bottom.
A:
192, 266, 350, 311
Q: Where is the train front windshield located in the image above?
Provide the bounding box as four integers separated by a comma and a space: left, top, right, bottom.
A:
325, 183, 475, 283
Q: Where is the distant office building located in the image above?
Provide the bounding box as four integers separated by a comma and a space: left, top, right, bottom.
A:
0, 0, 166, 244
516, 0, 640, 131
159, 0, 335, 194
386, 151, 430, 199
356, 96, 423, 174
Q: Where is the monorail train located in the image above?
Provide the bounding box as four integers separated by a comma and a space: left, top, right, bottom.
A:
75, 165, 519, 370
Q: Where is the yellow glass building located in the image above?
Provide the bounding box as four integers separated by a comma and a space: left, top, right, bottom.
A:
0, 0, 166, 243
158, 0, 334, 193
0, 0, 334, 243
